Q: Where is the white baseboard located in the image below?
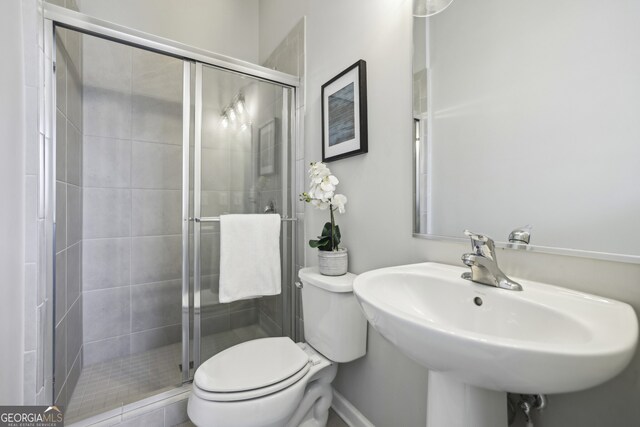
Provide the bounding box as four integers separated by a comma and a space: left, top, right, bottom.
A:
331, 388, 375, 427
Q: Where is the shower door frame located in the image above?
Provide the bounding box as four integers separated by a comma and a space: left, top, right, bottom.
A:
44, 2, 301, 397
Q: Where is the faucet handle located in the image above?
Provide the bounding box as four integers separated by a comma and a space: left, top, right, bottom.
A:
509, 225, 532, 245
464, 229, 488, 242
463, 230, 496, 258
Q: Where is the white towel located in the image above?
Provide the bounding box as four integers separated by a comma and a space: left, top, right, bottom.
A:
218, 214, 281, 303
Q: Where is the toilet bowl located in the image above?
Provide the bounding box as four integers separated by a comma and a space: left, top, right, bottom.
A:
187, 267, 367, 427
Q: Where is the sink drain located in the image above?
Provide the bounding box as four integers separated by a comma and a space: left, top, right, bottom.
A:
473, 297, 483, 306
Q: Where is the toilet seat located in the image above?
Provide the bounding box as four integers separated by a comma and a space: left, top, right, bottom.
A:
193, 337, 311, 402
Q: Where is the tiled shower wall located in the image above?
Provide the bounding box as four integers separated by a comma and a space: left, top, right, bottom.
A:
199, 88, 260, 337
259, 18, 306, 340
79, 36, 261, 365
80, 35, 185, 365
54, 26, 84, 408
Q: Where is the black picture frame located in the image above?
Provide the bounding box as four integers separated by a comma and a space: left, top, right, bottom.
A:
321, 60, 368, 162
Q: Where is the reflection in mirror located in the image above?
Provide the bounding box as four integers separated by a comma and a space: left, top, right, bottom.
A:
413, 0, 640, 262
413, 0, 454, 17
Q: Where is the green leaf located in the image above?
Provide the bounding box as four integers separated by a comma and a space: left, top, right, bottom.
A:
321, 222, 332, 237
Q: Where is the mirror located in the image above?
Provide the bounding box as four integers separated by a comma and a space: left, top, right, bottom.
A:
413, 0, 640, 262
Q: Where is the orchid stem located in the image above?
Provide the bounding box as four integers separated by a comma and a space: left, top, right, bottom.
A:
330, 204, 335, 251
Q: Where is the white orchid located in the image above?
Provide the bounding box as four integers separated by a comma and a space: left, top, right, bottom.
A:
332, 194, 347, 214
300, 162, 348, 251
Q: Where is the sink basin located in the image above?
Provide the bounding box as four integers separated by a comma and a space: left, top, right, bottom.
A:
353, 262, 638, 426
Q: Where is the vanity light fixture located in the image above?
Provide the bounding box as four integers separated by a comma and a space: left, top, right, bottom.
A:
220, 93, 251, 130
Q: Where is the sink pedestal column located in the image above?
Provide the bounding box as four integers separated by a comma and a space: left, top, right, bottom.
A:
427, 372, 507, 427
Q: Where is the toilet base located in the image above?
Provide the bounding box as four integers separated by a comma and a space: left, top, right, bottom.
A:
286, 362, 338, 427
188, 342, 338, 427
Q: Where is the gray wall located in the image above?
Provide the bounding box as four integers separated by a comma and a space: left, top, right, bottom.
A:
54, 26, 84, 408
0, 0, 26, 405
259, 0, 640, 426
78, 0, 261, 64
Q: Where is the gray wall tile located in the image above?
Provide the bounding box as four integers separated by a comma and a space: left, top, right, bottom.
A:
131, 190, 181, 236
117, 408, 164, 427
66, 350, 82, 399
132, 49, 182, 100
83, 287, 130, 342
131, 141, 182, 189
83, 87, 132, 139
230, 150, 251, 191
132, 95, 182, 145
131, 235, 181, 284
83, 35, 131, 92
200, 191, 230, 217
83, 188, 131, 238
55, 376, 67, 409
66, 298, 82, 372
67, 124, 81, 186
55, 251, 66, 325
229, 298, 257, 313
201, 148, 229, 191
83, 335, 129, 366
230, 308, 258, 329
131, 280, 181, 332
54, 320, 66, 400
201, 313, 230, 337
83, 238, 130, 290
129, 324, 181, 354
164, 398, 189, 426
83, 135, 131, 188
67, 65, 83, 131
66, 242, 81, 310
56, 111, 66, 182
67, 184, 82, 245
55, 182, 67, 253
56, 38, 67, 115
65, 29, 82, 79
199, 233, 220, 276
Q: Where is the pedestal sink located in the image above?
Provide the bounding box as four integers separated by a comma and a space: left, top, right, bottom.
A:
353, 262, 638, 427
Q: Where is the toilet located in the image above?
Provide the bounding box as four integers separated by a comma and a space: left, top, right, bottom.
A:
187, 267, 368, 427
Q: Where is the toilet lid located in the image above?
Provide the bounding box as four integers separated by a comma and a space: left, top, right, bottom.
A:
195, 337, 310, 393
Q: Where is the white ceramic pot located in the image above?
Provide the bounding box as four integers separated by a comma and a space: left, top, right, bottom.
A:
318, 248, 348, 276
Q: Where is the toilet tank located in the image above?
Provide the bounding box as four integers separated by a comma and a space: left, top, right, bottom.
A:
298, 267, 367, 363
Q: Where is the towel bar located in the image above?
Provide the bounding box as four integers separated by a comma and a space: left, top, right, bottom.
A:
190, 216, 298, 223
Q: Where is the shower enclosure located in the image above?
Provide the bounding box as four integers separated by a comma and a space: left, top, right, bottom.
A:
44, 4, 300, 424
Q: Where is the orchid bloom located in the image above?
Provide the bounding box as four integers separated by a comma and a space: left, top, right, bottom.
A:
299, 162, 348, 251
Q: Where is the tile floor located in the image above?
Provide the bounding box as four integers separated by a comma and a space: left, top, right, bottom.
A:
175, 408, 348, 427
66, 325, 269, 424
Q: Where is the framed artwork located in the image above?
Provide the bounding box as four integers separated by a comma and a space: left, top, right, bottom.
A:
321, 60, 368, 162
259, 119, 276, 175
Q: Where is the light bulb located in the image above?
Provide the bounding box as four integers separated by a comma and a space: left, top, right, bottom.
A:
236, 100, 245, 114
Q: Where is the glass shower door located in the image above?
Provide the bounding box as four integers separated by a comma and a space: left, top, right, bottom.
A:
189, 63, 295, 370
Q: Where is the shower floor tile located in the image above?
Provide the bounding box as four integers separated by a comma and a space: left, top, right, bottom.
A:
66, 324, 269, 424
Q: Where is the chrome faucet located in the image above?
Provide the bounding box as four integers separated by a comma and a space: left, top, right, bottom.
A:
508, 225, 532, 245
461, 230, 523, 291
